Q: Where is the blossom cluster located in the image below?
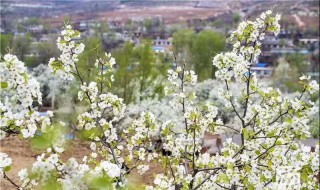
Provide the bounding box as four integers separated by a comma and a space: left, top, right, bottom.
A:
0, 55, 58, 188
0, 54, 42, 107
77, 81, 126, 137
95, 52, 116, 82
165, 66, 198, 110
145, 60, 230, 189
23, 24, 144, 189
0, 152, 12, 178
48, 25, 84, 80
148, 10, 319, 190
213, 52, 249, 81
230, 10, 280, 59
19, 148, 122, 189
124, 111, 160, 163
0, 54, 54, 139
214, 10, 281, 82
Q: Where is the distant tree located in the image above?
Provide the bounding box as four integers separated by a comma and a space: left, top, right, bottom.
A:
24, 56, 38, 68
0, 34, 13, 55
273, 54, 311, 93
210, 18, 224, 28
112, 42, 136, 103
150, 52, 172, 100
31, 64, 74, 108
43, 23, 53, 33
172, 29, 195, 54
112, 40, 169, 103
124, 19, 135, 32
168, 24, 180, 36
26, 17, 40, 25
158, 22, 166, 39
12, 33, 32, 61
273, 57, 301, 93
172, 29, 196, 69
36, 42, 59, 66
143, 18, 153, 34
172, 29, 226, 81
286, 53, 309, 74
16, 23, 24, 33
191, 30, 226, 81
77, 37, 105, 81
99, 21, 109, 35
133, 39, 157, 101
310, 50, 319, 72
232, 13, 241, 25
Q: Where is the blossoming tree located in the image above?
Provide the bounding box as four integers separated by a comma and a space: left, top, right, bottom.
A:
1, 11, 319, 190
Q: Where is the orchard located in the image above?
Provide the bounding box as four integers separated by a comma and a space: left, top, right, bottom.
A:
0, 11, 319, 190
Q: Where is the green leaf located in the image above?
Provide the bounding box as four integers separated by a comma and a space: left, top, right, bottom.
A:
89, 176, 113, 190
77, 127, 102, 140
285, 117, 292, 124
260, 175, 266, 182
107, 80, 112, 88
267, 160, 272, 169
4, 165, 11, 172
243, 128, 249, 140
162, 126, 170, 136
50, 61, 64, 74
41, 178, 62, 190
301, 172, 308, 182
30, 125, 65, 150
1, 82, 8, 89
268, 130, 276, 137
268, 25, 277, 32
269, 147, 275, 153
22, 73, 28, 83
244, 165, 251, 172
218, 174, 227, 183
222, 174, 228, 183
248, 184, 254, 190
243, 178, 248, 186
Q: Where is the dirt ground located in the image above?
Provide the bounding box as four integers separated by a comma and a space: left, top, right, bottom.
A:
0, 135, 162, 190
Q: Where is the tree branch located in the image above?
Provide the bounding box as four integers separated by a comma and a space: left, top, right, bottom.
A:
3, 172, 21, 189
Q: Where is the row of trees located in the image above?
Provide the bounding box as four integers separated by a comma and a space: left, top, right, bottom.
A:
74, 37, 170, 104
0, 33, 60, 67
273, 53, 316, 93
1, 21, 227, 105
71, 27, 227, 103
172, 29, 226, 81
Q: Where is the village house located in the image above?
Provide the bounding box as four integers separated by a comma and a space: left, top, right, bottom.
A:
250, 63, 273, 78
26, 25, 43, 34
299, 38, 319, 45
152, 37, 172, 53
261, 36, 295, 50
